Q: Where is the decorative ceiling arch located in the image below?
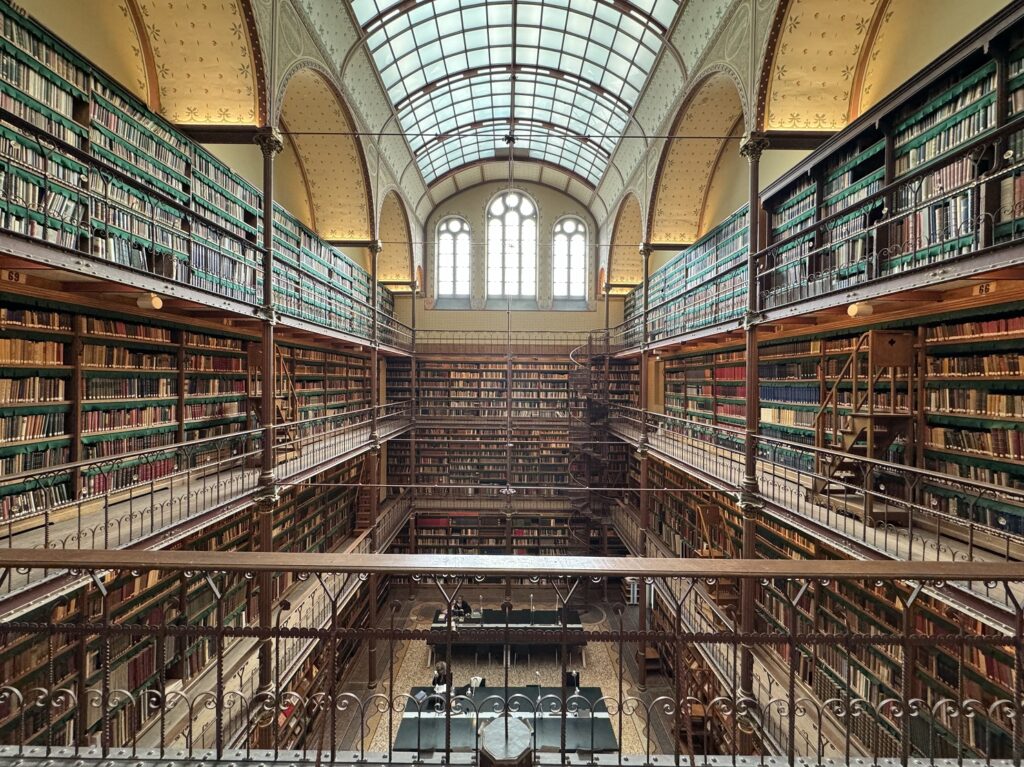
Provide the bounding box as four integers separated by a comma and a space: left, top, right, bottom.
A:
28, 0, 265, 124
426, 160, 596, 216
279, 66, 373, 242
349, 0, 682, 186
758, 0, 1007, 131
378, 190, 414, 289
649, 70, 745, 245
758, 0, 887, 131
608, 193, 643, 293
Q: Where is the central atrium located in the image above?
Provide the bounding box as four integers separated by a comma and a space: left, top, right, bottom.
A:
0, 0, 1022, 763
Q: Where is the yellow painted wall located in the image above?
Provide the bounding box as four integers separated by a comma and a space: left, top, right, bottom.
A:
859, 0, 1010, 114
700, 143, 812, 238
28, 0, 149, 103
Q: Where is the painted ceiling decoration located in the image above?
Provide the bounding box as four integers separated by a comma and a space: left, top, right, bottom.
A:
133, 0, 262, 124
650, 72, 744, 245
279, 67, 373, 241
377, 190, 414, 288
760, 0, 1008, 132
607, 193, 643, 292
350, 0, 681, 187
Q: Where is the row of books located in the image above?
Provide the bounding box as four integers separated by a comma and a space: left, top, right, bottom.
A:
81, 405, 176, 433
928, 316, 1024, 340
926, 425, 1024, 459
81, 346, 175, 368
0, 336, 63, 363
0, 374, 65, 400
0, 410, 64, 442
928, 353, 1024, 376
86, 377, 175, 399
0, 306, 70, 329
926, 389, 1024, 416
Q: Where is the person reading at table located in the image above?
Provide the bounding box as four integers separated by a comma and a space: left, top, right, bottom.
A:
432, 661, 448, 688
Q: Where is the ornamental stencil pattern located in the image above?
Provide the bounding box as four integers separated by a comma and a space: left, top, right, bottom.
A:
763, 0, 883, 130
650, 73, 744, 245
609, 194, 643, 289
378, 191, 414, 284
281, 68, 372, 240
135, 0, 259, 124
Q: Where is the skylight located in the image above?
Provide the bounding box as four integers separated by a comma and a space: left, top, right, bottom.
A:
351, 0, 679, 186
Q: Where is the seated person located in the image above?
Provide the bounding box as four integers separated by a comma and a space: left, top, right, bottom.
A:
432, 661, 448, 688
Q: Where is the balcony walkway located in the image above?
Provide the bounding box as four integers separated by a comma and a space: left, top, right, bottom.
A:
0, 417, 411, 613
609, 419, 1022, 625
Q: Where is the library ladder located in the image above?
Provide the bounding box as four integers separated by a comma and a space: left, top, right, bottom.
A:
247, 344, 302, 462
355, 453, 374, 532
810, 330, 916, 523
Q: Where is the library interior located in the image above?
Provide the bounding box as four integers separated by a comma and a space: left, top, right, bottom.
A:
2, 0, 1024, 763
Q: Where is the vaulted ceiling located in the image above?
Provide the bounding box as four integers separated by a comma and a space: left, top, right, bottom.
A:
349, 0, 681, 188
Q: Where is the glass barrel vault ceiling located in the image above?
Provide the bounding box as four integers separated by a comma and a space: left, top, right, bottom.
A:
351, 0, 679, 187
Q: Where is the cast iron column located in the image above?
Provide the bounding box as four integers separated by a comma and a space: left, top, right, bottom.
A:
254, 128, 283, 742
367, 241, 382, 689
738, 133, 768, 710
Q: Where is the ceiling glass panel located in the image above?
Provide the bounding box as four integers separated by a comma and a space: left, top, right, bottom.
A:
351, 0, 680, 186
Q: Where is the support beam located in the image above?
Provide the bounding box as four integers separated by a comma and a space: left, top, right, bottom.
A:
180, 125, 263, 144
253, 129, 283, 737
738, 133, 768, 719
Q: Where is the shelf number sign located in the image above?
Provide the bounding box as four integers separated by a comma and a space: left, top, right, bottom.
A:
1, 269, 24, 284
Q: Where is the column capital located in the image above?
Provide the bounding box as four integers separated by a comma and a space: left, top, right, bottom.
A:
254, 128, 284, 158
638, 242, 653, 258
739, 132, 769, 162
736, 489, 762, 516
369, 239, 384, 256
255, 484, 280, 513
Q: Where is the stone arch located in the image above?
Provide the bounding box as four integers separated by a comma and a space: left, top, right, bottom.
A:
277, 65, 373, 241
648, 70, 746, 246
378, 190, 414, 289
607, 193, 644, 292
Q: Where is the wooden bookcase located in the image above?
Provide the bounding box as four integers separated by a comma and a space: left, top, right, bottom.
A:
0, 3, 396, 338
0, 295, 372, 520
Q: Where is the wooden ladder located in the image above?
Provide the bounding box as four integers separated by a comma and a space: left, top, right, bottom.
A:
248, 345, 303, 464
810, 330, 916, 523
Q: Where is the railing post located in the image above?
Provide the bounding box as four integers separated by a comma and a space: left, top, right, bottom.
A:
254, 127, 283, 751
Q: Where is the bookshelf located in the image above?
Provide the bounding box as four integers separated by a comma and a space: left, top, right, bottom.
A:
415, 357, 572, 420
634, 452, 1016, 759
622, 206, 748, 343
0, 452, 371, 749
0, 3, 396, 343
758, 16, 1024, 313
0, 295, 373, 520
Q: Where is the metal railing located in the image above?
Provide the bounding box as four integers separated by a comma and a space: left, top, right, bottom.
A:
0, 552, 1022, 766
608, 116, 1024, 351
0, 402, 412, 598
0, 108, 407, 351
608, 404, 1024, 606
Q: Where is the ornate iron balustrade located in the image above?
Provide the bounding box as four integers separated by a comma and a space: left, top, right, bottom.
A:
0, 552, 1021, 766
0, 402, 413, 599
608, 405, 1024, 593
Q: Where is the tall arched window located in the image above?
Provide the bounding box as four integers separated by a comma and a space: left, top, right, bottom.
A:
552, 217, 587, 299
487, 191, 537, 298
436, 217, 471, 296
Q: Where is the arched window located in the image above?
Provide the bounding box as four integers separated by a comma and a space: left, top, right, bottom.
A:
487, 191, 537, 298
436, 217, 471, 296
552, 217, 587, 299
